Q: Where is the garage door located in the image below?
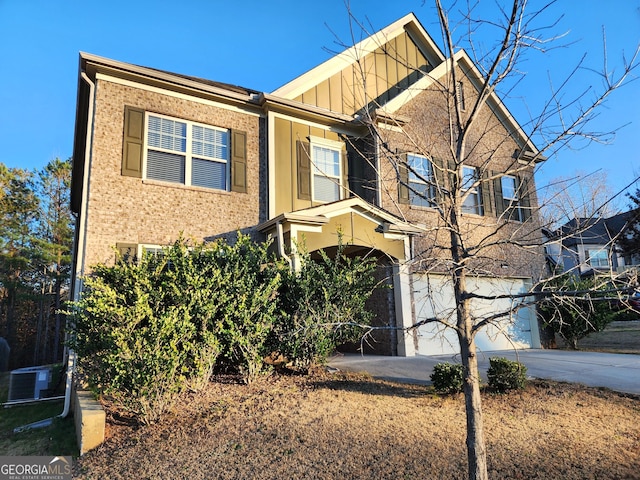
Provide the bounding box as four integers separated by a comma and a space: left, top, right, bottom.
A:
411, 274, 541, 356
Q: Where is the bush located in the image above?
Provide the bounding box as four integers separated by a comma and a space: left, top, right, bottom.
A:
487, 357, 527, 393
538, 274, 619, 349
68, 239, 225, 423
69, 233, 379, 422
272, 241, 378, 371
430, 362, 464, 394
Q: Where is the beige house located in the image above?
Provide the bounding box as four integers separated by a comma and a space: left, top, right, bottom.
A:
71, 13, 545, 356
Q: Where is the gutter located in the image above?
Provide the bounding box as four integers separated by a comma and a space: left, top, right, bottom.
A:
13, 72, 95, 432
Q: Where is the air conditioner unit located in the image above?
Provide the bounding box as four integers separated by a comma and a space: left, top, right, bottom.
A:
7, 366, 52, 402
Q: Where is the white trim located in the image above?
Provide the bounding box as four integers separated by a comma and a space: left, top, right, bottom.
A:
309, 138, 343, 203
268, 111, 276, 219
143, 111, 230, 191
268, 110, 357, 137
95, 73, 262, 117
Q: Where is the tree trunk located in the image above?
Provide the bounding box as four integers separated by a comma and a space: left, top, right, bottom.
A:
459, 330, 488, 480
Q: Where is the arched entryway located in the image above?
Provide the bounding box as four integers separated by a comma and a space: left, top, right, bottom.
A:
258, 198, 422, 356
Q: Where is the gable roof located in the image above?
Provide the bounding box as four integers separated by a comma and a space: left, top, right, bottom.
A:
561, 210, 639, 246
272, 13, 541, 158
272, 13, 445, 117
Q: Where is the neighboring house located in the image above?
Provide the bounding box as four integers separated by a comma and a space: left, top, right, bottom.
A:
70, 13, 546, 356
545, 211, 640, 276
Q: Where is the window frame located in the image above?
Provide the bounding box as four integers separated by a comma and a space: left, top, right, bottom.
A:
500, 174, 523, 222
586, 248, 610, 268
309, 136, 343, 203
407, 153, 435, 208
461, 165, 481, 215
143, 112, 230, 191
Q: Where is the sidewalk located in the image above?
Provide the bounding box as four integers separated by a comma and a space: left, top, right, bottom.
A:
328, 349, 640, 395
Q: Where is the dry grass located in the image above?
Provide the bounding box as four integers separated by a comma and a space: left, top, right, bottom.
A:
73, 369, 640, 480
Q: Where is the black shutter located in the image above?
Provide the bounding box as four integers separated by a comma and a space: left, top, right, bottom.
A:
297, 140, 311, 200
231, 129, 247, 193
122, 106, 144, 178
492, 171, 505, 216
481, 169, 493, 216
398, 153, 409, 204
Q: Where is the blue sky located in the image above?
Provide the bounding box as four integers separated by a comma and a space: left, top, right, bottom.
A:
1, 0, 639, 204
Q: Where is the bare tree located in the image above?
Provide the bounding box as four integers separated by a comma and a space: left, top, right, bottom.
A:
538, 170, 621, 228
331, 2, 639, 479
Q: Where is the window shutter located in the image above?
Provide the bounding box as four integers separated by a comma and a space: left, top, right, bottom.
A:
297, 140, 311, 200
231, 129, 247, 193
116, 242, 138, 263
518, 175, 531, 221
492, 171, 505, 216
481, 169, 493, 216
398, 153, 409, 204
342, 146, 349, 199
122, 106, 144, 178
432, 157, 445, 204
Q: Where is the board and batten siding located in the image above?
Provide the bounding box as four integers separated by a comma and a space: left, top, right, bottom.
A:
293, 32, 430, 115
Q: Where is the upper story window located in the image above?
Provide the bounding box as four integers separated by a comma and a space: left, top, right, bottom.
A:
500, 175, 524, 221
312, 143, 341, 202
461, 166, 480, 215
146, 113, 230, 190
408, 154, 435, 208
586, 248, 609, 268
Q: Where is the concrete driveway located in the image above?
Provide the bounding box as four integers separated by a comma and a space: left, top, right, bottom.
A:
328, 349, 640, 395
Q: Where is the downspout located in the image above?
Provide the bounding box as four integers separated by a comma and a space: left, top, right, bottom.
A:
276, 221, 292, 269
13, 71, 95, 432
58, 71, 96, 419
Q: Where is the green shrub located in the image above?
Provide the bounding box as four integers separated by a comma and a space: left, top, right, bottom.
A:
430, 362, 464, 394
210, 234, 285, 383
272, 241, 378, 371
487, 357, 527, 393
538, 274, 619, 349
68, 239, 224, 423
69, 232, 379, 422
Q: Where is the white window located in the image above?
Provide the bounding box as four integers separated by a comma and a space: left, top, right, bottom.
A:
408, 154, 434, 208
501, 175, 523, 221
461, 166, 480, 215
145, 113, 229, 191
311, 139, 342, 203
586, 249, 609, 268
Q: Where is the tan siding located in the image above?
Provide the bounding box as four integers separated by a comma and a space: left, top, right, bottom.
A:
386, 37, 399, 99
329, 72, 343, 114
374, 47, 388, 105
363, 53, 378, 107
396, 33, 409, 90
316, 79, 330, 110
302, 87, 316, 106
341, 66, 356, 115
310, 126, 325, 139
274, 117, 293, 215
301, 213, 405, 260
406, 36, 419, 84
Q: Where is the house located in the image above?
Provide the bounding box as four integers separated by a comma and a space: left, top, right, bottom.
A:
545, 211, 640, 277
70, 13, 546, 356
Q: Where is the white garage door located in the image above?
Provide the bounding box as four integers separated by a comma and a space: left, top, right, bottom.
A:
411, 274, 541, 356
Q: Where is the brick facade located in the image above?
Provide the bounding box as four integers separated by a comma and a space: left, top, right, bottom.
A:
83, 79, 265, 267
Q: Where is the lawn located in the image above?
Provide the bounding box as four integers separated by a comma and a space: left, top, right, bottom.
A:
4, 320, 640, 478
0, 371, 78, 457
71, 371, 639, 480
